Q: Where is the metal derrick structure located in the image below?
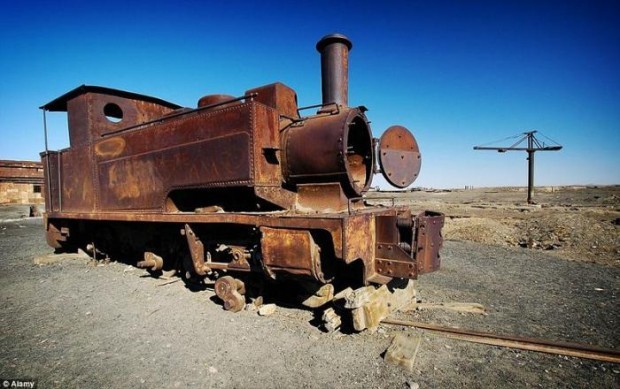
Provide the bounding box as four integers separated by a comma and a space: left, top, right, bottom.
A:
474, 131, 562, 204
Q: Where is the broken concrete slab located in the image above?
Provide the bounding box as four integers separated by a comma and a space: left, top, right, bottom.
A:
384, 334, 422, 372
350, 280, 416, 332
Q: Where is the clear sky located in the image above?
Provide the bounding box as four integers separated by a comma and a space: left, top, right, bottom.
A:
1, 0, 618, 189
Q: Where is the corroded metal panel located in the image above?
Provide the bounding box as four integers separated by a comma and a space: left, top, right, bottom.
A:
41, 152, 60, 212
93, 103, 258, 211
416, 211, 444, 274
252, 103, 281, 186
97, 133, 252, 210
282, 107, 373, 196
378, 125, 421, 188
94, 104, 254, 162
66, 93, 178, 147
260, 227, 322, 280
343, 212, 374, 264
58, 146, 96, 212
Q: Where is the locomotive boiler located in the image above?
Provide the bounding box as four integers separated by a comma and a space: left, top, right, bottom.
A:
40, 34, 444, 311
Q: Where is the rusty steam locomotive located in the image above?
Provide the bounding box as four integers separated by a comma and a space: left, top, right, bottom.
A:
40, 34, 444, 311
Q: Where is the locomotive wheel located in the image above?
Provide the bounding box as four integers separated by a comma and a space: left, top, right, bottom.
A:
215, 276, 246, 312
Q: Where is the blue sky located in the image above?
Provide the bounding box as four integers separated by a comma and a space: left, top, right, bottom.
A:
1, 0, 618, 188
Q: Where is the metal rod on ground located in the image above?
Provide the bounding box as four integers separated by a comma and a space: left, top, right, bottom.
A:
381, 318, 620, 364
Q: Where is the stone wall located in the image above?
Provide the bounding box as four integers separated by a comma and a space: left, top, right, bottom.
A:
0, 160, 45, 205
0, 182, 44, 204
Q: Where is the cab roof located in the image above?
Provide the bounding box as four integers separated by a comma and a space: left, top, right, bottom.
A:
40, 85, 181, 112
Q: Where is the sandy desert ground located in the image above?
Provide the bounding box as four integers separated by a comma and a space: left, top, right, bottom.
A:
0, 186, 618, 388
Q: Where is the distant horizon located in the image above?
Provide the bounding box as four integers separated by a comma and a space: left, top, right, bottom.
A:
2, 152, 616, 190
374, 183, 620, 191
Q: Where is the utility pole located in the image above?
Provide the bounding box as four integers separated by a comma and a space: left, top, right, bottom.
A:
474, 131, 562, 204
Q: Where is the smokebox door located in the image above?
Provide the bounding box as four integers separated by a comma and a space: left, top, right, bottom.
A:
378, 125, 421, 188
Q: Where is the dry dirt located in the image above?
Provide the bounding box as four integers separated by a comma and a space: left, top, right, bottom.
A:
1, 187, 619, 388
367, 185, 620, 267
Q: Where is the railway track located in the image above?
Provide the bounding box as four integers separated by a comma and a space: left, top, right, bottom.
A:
382, 318, 620, 364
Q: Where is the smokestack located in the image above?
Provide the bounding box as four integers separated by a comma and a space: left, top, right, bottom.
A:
316, 33, 353, 107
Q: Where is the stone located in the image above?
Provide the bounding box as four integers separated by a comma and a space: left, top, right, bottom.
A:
258, 303, 276, 316
302, 283, 334, 308
350, 280, 417, 332
321, 307, 341, 332
384, 334, 421, 372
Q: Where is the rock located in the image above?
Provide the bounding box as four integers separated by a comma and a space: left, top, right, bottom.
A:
258, 304, 276, 316
302, 283, 334, 308
29, 205, 41, 217
350, 280, 416, 332
384, 334, 421, 372
333, 287, 354, 301
321, 307, 341, 332
344, 286, 376, 309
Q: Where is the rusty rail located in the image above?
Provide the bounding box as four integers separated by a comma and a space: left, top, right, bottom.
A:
382, 318, 620, 364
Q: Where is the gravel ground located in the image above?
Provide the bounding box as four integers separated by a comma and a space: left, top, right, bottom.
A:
0, 212, 618, 388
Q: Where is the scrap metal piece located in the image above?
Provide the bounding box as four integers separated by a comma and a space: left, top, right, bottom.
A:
182, 224, 210, 276
378, 125, 421, 188
415, 211, 444, 274
381, 318, 620, 364
214, 276, 246, 312
137, 251, 164, 272
228, 245, 251, 270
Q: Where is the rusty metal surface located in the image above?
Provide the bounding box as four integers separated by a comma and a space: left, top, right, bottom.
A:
197, 94, 241, 110
245, 83, 299, 119
375, 258, 416, 279
282, 107, 374, 196
260, 227, 325, 282
295, 183, 349, 213
378, 125, 421, 188
415, 211, 444, 274
183, 224, 210, 276
316, 33, 352, 107
66, 93, 178, 147
382, 318, 620, 364
214, 276, 246, 312
137, 252, 164, 272
95, 104, 255, 211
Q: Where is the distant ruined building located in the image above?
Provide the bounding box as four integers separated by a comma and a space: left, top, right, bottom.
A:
0, 160, 45, 204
